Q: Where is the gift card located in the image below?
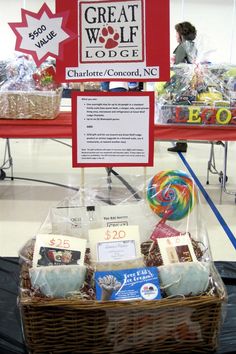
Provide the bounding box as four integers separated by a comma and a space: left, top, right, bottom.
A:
157, 233, 197, 265
89, 225, 141, 262
95, 267, 162, 301
33, 234, 87, 267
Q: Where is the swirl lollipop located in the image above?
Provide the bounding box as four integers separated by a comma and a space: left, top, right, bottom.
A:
147, 170, 197, 221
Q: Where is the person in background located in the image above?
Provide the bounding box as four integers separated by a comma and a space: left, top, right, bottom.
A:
168, 21, 197, 153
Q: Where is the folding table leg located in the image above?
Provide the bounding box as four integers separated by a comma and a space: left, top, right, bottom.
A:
0, 138, 14, 180
220, 142, 236, 204
206, 142, 223, 185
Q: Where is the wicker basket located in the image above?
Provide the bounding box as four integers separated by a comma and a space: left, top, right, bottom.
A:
0, 87, 62, 119
20, 273, 226, 354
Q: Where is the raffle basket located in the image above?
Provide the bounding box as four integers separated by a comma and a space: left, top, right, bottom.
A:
155, 63, 236, 126
20, 264, 226, 354
0, 87, 63, 119
19, 173, 227, 353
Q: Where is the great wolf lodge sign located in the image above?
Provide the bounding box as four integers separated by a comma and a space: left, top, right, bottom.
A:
56, 0, 170, 82
81, 1, 144, 63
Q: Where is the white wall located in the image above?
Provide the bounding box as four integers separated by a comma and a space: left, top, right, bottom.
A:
0, 0, 55, 60
170, 0, 236, 64
0, 0, 235, 63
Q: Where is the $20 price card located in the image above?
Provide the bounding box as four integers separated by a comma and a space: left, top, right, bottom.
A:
89, 225, 141, 263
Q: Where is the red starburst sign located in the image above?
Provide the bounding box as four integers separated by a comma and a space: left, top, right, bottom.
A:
9, 3, 74, 66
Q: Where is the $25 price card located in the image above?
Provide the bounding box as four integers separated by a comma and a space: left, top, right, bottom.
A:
33, 233, 87, 267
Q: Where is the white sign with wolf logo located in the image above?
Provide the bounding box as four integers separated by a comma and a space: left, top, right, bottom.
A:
79, 0, 144, 63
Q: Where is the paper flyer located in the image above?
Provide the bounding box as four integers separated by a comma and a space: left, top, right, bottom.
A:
95, 267, 162, 301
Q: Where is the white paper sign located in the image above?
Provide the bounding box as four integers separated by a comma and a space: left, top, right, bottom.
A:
80, 0, 144, 63
73, 92, 154, 167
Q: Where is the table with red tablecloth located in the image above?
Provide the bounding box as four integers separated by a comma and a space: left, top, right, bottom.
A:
0, 112, 72, 139
1, 112, 236, 141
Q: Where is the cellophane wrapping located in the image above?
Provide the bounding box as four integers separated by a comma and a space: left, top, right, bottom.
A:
0, 54, 62, 119
155, 63, 236, 126
18, 170, 227, 353
19, 170, 226, 301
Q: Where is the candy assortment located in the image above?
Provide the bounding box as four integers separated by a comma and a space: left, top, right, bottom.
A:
156, 63, 236, 125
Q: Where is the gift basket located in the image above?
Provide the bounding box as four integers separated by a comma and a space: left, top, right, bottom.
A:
18, 170, 226, 354
155, 63, 236, 126
0, 55, 62, 119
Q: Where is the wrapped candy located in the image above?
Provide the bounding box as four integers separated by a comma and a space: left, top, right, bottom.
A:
143, 170, 210, 297
33, 63, 60, 91
146, 170, 197, 221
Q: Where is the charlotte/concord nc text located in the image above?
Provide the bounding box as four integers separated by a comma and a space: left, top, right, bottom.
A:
66, 67, 158, 79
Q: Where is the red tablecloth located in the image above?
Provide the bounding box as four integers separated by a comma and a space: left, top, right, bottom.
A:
1, 112, 236, 141
0, 112, 72, 139
154, 124, 236, 141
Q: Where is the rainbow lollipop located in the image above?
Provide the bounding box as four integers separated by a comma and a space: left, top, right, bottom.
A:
147, 170, 197, 221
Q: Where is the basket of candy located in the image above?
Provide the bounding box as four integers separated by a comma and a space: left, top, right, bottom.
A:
0, 55, 62, 119
19, 170, 226, 354
155, 63, 236, 126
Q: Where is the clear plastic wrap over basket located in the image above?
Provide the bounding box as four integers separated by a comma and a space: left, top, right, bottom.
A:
19, 170, 226, 302
18, 170, 227, 354
0, 54, 62, 119
155, 63, 236, 126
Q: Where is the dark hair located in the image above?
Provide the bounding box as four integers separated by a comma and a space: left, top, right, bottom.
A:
175, 22, 197, 41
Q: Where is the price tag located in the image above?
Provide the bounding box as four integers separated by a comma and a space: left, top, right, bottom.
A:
89, 225, 141, 263
33, 233, 87, 267
158, 234, 197, 265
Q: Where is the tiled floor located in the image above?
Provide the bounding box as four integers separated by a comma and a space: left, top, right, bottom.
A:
0, 130, 235, 261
